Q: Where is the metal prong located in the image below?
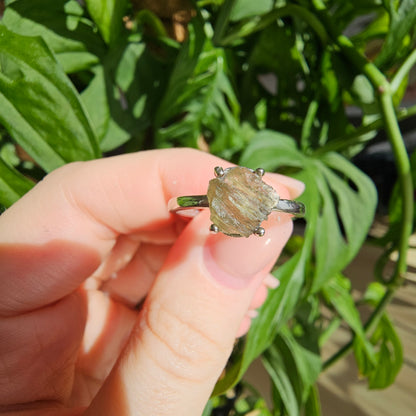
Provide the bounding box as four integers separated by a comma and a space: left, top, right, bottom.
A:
210, 224, 220, 233
254, 226, 265, 237
214, 166, 224, 177
255, 168, 265, 177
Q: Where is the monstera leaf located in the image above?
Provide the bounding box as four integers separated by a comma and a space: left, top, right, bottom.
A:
214, 129, 377, 394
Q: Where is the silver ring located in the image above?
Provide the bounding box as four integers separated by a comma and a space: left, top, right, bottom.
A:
168, 166, 305, 238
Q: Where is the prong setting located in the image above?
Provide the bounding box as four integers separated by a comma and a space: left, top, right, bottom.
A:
210, 223, 220, 233
255, 168, 265, 177
254, 226, 265, 237
214, 166, 225, 177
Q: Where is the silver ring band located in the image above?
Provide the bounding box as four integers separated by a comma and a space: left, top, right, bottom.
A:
168, 195, 305, 217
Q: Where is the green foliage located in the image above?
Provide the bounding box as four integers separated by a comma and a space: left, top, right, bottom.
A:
0, 157, 34, 206
1, 0, 415, 414
0, 24, 100, 172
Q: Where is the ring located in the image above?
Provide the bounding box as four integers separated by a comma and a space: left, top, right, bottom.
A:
168, 166, 305, 238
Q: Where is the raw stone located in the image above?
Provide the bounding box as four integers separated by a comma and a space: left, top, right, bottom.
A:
207, 167, 280, 237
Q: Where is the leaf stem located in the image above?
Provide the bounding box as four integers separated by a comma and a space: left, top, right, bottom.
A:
391, 48, 416, 93
378, 94, 413, 282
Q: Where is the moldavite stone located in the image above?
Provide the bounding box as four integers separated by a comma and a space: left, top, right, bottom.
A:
207, 167, 280, 237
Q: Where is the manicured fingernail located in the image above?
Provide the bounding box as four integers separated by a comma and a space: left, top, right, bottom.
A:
267, 174, 305, 199
264, 274, 280, 289
247, 309, 259, 319
204, 214, 293, 288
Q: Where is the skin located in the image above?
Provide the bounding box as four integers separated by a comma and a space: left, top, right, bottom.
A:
0, 148, 304, 416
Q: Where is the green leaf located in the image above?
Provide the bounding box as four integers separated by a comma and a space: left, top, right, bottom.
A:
239, 130, 305, 170
85, 0, 128, 46
304, 385, 322, 416
368, 315, 403, 389
3, 0, 105, 73
353, 313, 403, 389
230, 0, 274, 21
99, 37, 169, 152
0, 157, 34, 207
155, 15, 206, 128
363, 282, 387, 307
0, 25, 101, 172
80, 66, 110, 143
213, 174, 316, 395
323, 273, 376, 367
375, 0, 416, 68
153, 12, 242, 155
241, 130, 377, 292
156, 45, 241, 155
311, 152, 377, 291
354, 282, 404, 389
263, 345, 299, 416
214, 131, 377, 394
323, 274, 365, 338
278, 327, 322, 404
351, 9, 389, 45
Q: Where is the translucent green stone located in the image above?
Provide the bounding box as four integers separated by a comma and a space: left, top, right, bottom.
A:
207, 167, 279, 237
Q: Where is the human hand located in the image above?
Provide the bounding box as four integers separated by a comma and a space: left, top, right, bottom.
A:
0, 149, 304, 415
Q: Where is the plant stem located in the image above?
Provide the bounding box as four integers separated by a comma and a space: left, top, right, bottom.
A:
315, 4, 414, 371
379, 93, 414, 282
391, 48, 416, 93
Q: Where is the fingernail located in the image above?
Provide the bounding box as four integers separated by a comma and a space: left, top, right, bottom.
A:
247, 309, 259, 319
267, 173, 305, 199
264, 274, 280, 289
204, 214, 293, 288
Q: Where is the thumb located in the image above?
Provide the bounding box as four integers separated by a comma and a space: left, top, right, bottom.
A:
86, 210, 293, 416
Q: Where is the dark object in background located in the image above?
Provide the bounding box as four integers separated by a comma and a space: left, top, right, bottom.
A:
353, 114, 416, 214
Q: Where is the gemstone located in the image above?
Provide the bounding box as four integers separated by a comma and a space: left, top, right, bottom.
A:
207, 167, 280, 237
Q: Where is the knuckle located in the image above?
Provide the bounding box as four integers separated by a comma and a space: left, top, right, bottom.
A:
138, 300, 229, 382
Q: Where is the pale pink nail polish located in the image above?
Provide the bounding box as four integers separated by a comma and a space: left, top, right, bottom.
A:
203, 215, 293, 288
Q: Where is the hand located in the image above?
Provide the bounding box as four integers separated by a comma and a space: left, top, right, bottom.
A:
0, 149, 304, 415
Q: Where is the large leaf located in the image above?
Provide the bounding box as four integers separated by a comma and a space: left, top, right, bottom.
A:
0, 157, 34, 207
213, 167, 317, 395
213, 130, 377, 393
310, 152, 377, 291
241, 130, 377, 292
0, 25, 101, 172
239, 130, 305, 169
85, 0, 128, 46
2, 0, 105, 73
